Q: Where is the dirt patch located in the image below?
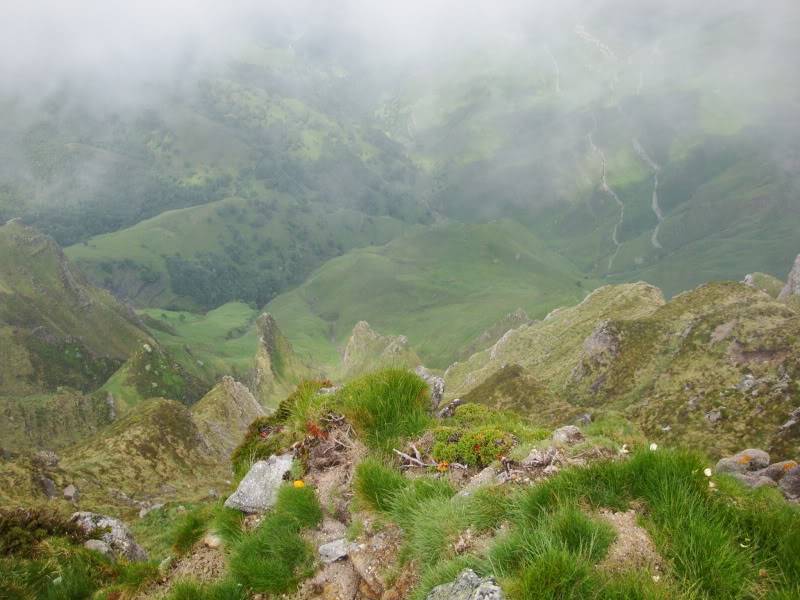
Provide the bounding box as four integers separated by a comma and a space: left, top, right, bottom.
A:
135, 544, 227, 599
597, 508, 665, 575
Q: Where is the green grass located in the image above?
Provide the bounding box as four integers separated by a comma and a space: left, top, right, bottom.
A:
163, 579, 247, 600
267, 220, 597, 369
338, 369, 430, 451
354, 446, 800, 600
138, 302, 260, 382
228, 484, 323, 595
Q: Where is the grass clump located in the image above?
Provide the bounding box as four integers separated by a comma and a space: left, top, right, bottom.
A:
0, 507, 88, 557
355, 458, 411, 512
338, 368, 430, 451
229, 484, 322, 595
172, 507, 213, 555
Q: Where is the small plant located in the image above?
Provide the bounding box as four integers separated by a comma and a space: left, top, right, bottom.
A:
172, 508, 212, 555
0, 508, 88, 557
354, 458, 409, 512
431, 425, 515, 467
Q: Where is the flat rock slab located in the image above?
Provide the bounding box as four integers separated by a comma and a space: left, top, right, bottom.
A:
224, 453, 294, 514
71, 512, 147, 561
319, 538, 355, 564
426, 569, 504, 600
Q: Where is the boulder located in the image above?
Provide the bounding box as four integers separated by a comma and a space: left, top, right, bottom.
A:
32, 450, 59, 468
730, 473, 777, 489
715, 449, 770, 474
416, 366, 445, 411
552, 426, 584, 446
63, 484, 79, 503
426, 569, 504, 600
458, 466, 498, 497
37, 476, 57, 498
83, 539, 113, 558
755, 460, 798, 482
779, 466, 800, 500
71, 512, 147, 561
319, 539, 354, 564
224, 453, 293, 514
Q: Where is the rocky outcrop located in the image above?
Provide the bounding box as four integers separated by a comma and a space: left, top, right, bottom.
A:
71, 512, 147, 561
426, 569, 504, 600
252, 313, 310, 407
341, 321, 420, 379
192, 376, 266, 459
415, 366, 445, 411
716, 449, 800, 499
224, 453, 294, 514
778, 255, 800, 300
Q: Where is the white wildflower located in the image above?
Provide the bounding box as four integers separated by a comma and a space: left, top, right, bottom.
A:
704, 468, 713, 477
649, 443, 658, 451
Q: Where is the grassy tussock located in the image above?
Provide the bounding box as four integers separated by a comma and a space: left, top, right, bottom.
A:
228, 485, 322, 595
356, 447, 800, 600
339, 368, 430, 451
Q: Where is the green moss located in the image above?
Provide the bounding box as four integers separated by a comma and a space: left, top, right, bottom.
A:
431, 425, 515, 467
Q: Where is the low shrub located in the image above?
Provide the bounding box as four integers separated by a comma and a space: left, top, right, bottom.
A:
431, 425, 516, 467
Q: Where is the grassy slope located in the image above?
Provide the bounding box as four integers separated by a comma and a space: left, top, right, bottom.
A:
138, 302, 260, 382
66, 194, 411, 309
267, 220, 597, 369
447, 281, 800, 458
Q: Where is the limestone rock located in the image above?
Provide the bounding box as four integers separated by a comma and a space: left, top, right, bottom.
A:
458, 466, 498, 497
63, 484, 79, 502
425, 569, 504, 600
84, 539, 113, 557
203, 533, 223, 549
778, 466, 800, 500
71, 512, 147, 561
730, 472, 777, 489
552, 426, 584, 446
319, 539, 353, 564
416, 366, 445, 411
778, 254, 800, 300
224, 453, 293, 514
755, 461, 798, 482
715, 449, 770, 474
522, 446, 561, 468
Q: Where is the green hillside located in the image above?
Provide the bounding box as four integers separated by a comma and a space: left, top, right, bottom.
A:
446, 281, 800, 458
0, 221, 150, 398
267, 220, 597, 369
66, 194, 413, 309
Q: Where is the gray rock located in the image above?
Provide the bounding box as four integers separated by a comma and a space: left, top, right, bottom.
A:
84, 539, 113, 557
37, 476, 57, 498
437, 398, 464, 419
552, 426, 583, 446
715, 449, 770, 474
224, 453, 293, 514
755, 461, 798, 482
705, 409, 723, 424
203, 533, 223, 549
574, 413, 593, 426
458, 467, 498, 497
778, 254, 800, 300
416, 366, 446, 411
63, 484, 79, 502
730, 473, 777, 489
319, 538, 354, 563
426, 569, 504, 600
71, 512, 147, 561
522, 446, 560, 468
779, 466, 800, 500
